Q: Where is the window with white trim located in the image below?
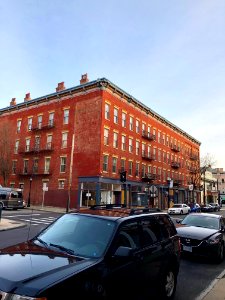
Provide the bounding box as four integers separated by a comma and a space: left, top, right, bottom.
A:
62, 132, 68, 148
58, 180, 65, 189
17, 120, 21, 133
63, 109, 69, 124
60, 157, 66, 173
105, 103, 110, 119
49, 112, 54, 127
112, 157, 117, 173
103, 155, 109, 172
113, 132, 118, 148
122, 112, 126, 127
44, 157, 51, 174
129, 116, 133, 131
121, 135, 126, 151
129, 138, 133, 153
28, 118, 32, 131
14, 140, 19, 154
114, 108, 118, 124
104, 128, 109, 146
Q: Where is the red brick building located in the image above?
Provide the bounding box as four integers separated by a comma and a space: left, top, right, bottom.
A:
0, 74, 201, 209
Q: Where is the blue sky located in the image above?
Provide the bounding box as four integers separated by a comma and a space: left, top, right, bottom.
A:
0, 0, 224, 168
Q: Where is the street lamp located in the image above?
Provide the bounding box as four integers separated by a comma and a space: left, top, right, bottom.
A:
27, 177, 32, 207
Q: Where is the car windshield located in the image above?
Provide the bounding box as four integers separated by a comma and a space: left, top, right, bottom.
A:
34, 214, 116, 258
181, 215, 220, 230
172, 204, 182, 208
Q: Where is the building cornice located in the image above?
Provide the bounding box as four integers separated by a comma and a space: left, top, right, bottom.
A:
0, 77, 201, 145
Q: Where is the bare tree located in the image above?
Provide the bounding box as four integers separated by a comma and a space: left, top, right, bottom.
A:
0, 122, 13, 186
200, 153, 216, 171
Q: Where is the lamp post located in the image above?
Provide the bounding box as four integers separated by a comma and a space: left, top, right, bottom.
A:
27, 177, 32, 207
203, 169, 206, 205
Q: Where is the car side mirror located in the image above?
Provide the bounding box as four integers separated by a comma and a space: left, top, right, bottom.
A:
114, 246, 133, 257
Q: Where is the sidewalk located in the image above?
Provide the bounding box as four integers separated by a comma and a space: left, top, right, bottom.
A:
0, 205, 225, 299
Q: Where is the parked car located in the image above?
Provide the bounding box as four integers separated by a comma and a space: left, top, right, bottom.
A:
168, 203, 191, 215
209, 203, 221, 211
0, 205, 181, 300
176, 213, 225, 263
200, 204, 214, 212
188, 203, 201, 213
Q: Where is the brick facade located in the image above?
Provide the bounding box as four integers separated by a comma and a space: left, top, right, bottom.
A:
0, 76, 201, 209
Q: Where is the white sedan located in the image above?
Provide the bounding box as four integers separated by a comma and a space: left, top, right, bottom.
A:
168, 204, 191, 215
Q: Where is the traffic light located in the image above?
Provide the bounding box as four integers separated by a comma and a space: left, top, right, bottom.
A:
120, 171, 127, 183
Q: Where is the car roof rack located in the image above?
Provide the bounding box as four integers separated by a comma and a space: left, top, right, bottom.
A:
88, 204, 161, 215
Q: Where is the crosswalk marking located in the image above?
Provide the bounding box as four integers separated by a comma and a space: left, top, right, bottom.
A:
4, 214, 58, 226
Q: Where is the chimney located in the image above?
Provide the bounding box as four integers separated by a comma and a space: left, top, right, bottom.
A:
80, 73, 89, 85
56, 82, 65, 92
24, 93, 31, 101
10, 98, 16, 106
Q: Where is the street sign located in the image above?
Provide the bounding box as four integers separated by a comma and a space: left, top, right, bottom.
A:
149, 185, 157, 193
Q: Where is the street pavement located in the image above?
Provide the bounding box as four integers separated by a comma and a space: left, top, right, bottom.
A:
0, 205, 225, 299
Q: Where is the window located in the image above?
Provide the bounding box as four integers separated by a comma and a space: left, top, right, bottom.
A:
128, 161, 133, 176
129, 138, 133, 153
12, 161, 17, 174
23, 160, 29, 174
28, 118, 32, 131
153, 129, 156, 141
136, 120, 140, 133
129, 116, 133, 131
63, 109, 69, 124
114, 108, 118, 124
112, 157, 117, 173
158, 132, 161, 143
166, 136, 169, 146
38, 115, 42, 129
25, 139, 31, 152
14, 140, 19, 154
104, 128, 109, 146
121, 159, 126, 172
141, 164, 146, 177
103, 155, 109, 172
158, 149, 161, 162
46, 135, 52, 150
121, 135, 126, 151
136, 141, 140, 155
142, 123, 146, 134
147, 145, 151, 158
33, 159, 39, 173
122, 112, 126, 127
17, 120, 21, 133
105, 103, 110, 119
45, 158, 51, 174
49, 112, 54, 127
153, 148, 157, 160
62, 132, 68, 148
142, 143, 145, 156
113, 132, 118, 148
58, 180, 65, 189
60, 157, 66, 173
148, 165, 151, 174
135, 162, 140, 176
35, 136, 40, 151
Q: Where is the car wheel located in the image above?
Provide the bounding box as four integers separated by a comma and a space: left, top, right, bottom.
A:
215, 242, 224, 263
160, 267, 177, 299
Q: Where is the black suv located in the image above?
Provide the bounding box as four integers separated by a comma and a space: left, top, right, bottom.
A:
0, 205, 180, 299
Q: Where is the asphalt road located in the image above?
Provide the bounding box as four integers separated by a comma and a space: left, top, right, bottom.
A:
1, 209, 225, 299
